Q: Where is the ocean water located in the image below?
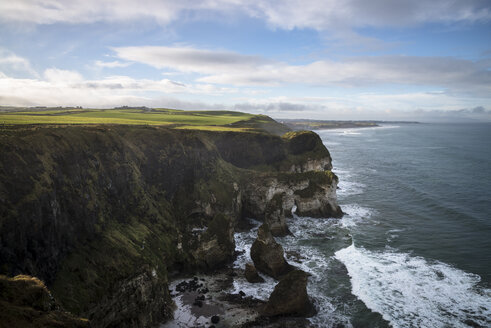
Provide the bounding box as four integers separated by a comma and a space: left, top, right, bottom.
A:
232, 123, 491, 328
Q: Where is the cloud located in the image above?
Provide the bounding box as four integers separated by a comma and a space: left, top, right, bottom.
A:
44, 68, 83, 83
1, 1, 489, 30
113, 46, 491, 96
471, 105, 486, 113
0, 49, 38, 77
94, 60, 132, 68
408, 106, 491, 122
248, 0, 491, 31
237, 100, 491, 122
225, 91, 491, 121
0, 69, 238, 108
113, 46, 269, 74
201, 56, 491, 93
3, 1, 489, 55
0, 1, 181, 25
1, 70, 489, 121
234, 102, 311, 112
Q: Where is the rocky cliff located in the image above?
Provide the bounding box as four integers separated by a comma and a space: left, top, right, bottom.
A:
0, 124, 341, 327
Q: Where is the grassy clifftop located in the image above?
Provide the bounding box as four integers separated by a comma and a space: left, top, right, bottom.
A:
0, 107, 290, 135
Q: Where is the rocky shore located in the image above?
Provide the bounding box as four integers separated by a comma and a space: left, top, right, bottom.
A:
163, 223, 317, 328
0, 122, 342, 327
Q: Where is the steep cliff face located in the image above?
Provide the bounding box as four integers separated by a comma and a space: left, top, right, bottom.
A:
240, 131, 342, 236
242, 170, 342, 236
0, 125, 341, 327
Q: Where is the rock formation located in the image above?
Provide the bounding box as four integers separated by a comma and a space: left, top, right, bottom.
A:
250, 224, 292, 279
192, 214, 235, 269
86, 267, 173, 328
262, 270, 316, 317
244, 263, 265, 283
0, 123, 341, 327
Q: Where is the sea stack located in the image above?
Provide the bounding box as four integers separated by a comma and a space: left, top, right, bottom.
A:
250, 224, 293, 279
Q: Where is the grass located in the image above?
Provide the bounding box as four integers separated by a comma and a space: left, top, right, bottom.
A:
0, 107, 257, 132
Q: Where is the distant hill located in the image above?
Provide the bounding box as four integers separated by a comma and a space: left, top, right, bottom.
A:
279, 119, 419, 130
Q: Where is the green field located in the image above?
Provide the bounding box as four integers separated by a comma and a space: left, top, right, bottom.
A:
0, 107, 267, 132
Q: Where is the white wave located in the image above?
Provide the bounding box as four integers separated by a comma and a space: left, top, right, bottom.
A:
375, 125, 401, 130
287, 216, 339, 239
323, 141, 340, 146
340, 204, 374, 228
386, 229, 405, 242
231, 218, 277, 300
337, 180, 365, 197
332, 168, 351, 175
342, 130, 362, 135
231, 216, 353, 326
335, 244, 491, 328
281, 218, 354, 327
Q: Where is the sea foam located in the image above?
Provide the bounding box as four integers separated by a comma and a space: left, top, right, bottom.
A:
231, 216, 353, 327
337, 180, 365, 197
339, 204, 374, 228
335, 244, 491, 328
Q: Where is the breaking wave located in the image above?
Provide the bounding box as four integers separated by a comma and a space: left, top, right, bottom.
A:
335, 244, 491, 328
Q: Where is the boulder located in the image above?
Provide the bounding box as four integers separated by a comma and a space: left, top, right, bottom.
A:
262, 270, 316, 317
244, 263, 265, 283
250, 224, 292, 279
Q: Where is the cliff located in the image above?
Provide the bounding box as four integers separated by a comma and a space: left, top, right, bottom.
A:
0, 124, 341, 327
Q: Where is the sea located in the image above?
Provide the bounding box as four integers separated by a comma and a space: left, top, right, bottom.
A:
232, 123, 491, 328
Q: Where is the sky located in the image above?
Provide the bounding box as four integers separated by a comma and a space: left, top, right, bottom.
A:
0, 1, 490, 122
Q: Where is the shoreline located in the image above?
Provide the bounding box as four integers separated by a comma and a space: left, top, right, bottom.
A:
162, 267, 314, 328
278, 120, 420, 131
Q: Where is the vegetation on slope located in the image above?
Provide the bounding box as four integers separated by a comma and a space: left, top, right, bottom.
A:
0, 107, 290, 134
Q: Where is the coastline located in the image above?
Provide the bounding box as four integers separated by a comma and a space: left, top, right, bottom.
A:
0, 118, 342, 327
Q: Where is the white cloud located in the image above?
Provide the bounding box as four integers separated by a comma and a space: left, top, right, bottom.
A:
1, 1, 489, 30
0, 69, 238, 108
0, 49, 37, 76
113, 46, 269, 74
44, 68, 83, 83
248, 0, 491, 31
200, 56, 491, 92
0, 71, 489, 121
113, 46, 491, 96
94, 60, 132, 68
232, 95, 491, 122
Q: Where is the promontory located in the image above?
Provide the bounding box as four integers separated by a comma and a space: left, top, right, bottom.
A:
0, 107, 342, 327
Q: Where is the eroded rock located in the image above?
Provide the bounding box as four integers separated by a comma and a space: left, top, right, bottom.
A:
244, 263, 265, 283
264, 193, 291, 237
250, 224, 292, 279
193, 214, 235, 270
262, 270, 316, 317
294, 174, 343, 218
87, 267, 173, 328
